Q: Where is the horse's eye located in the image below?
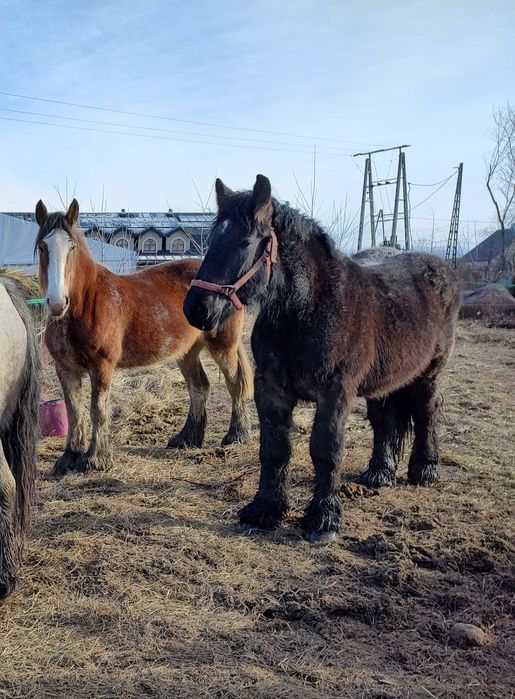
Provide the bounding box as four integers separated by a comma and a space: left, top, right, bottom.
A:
241, 241, 252, 250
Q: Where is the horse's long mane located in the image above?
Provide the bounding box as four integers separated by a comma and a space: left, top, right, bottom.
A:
273, 201, 340, 259
216, 192, 340, 261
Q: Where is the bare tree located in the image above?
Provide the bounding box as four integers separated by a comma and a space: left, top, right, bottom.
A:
486, 104, 515, 265
327, 196, 358, 251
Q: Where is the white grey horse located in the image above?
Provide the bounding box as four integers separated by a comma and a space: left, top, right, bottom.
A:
0, 276, 40, 599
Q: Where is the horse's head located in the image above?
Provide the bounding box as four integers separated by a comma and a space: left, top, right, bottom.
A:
184, 174, 277, 331
34, 199, 80, 318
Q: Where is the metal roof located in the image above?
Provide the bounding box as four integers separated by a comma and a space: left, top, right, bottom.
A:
3, 210, 214, 235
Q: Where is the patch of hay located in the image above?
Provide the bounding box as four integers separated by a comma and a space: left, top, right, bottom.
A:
1, 322, 513, 698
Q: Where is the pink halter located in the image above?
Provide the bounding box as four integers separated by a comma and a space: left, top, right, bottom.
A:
190, 229, 278, 311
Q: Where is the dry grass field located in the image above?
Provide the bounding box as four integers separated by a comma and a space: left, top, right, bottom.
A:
1, 320, 514, 699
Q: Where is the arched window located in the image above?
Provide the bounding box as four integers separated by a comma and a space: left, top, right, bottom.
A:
171, 238, 185, 253
143, 238, 158, 253
115, 238, 129, 248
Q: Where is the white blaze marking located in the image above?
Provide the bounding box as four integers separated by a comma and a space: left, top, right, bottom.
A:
220, 220, 230, 233
46, 230, 71, 312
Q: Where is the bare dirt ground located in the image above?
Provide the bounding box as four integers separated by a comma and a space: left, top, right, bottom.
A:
1, 321, 514, 699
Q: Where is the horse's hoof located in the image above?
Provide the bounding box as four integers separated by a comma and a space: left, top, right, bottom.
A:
76, 453, 113, 473
221, 429, 250, 446
303, 530, 337, 545
408, 465, 438, 487
53, 452, 80, 477
358, 468, 396, 488
0, 574, 18, 600
237, 522, 263, 535
52, 462, 71, 477
166, 434, 203, 449
238, 497, 286, 532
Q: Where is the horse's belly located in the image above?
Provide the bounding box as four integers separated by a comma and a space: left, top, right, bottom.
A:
118, 322, 200, 368
358, 340, 437, 399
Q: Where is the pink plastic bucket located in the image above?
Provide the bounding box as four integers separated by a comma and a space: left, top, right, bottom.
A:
39, 400, 68, 438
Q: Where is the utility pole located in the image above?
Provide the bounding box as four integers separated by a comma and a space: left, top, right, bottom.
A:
391, 152, 403, 248
357, 158, 369, 251
368, 157, 376, 246
376, 209, 386, 243
445, 163, 464, 268
354, 144, 411, 250
401, 151, 411, 250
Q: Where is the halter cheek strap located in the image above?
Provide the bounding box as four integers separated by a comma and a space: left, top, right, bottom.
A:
190, 228, 278, 311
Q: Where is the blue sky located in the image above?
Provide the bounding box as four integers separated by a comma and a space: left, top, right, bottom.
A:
0, 0, 513, 249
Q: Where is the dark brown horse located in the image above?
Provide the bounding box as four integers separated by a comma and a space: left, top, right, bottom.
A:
0, 276, 40, 598
35, 200, 253, 476
183, 175, 460, 543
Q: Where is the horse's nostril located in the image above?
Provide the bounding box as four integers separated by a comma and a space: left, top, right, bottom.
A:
65, 296, 69, 305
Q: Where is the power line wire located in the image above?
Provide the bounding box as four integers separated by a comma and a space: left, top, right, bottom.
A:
410, 173, 456, 210
412, 215, 491, 223
409, 174, 456, 187
384, 151, 394, 212
0, 90, 384, 148
0, 115, 348, 156
0, 107, 357, 153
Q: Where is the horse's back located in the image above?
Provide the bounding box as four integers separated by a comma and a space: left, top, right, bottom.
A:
90, 260, 201, 367
0, 280, 28, 421
352, 251, 459, 314
351, 245, 402, 266
121, 258, 201, 289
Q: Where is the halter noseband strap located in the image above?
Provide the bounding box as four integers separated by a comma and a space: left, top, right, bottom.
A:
190, 228, 278, 311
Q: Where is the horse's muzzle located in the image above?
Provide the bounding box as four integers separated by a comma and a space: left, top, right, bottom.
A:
46, 295, 69, 318
183, 287, 227, 331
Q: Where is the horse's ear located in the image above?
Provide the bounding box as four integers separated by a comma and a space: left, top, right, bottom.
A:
35, 200, 47, 226
253, 174, 272, 225
215, 178, 233, 208
66, 198, 80, 226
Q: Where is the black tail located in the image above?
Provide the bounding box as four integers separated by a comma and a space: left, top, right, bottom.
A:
387, 386, 414, 462
0, 278, 40, 539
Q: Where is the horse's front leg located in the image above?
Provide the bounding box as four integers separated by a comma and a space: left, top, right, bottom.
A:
53, 364, 88, 476
302, 380, 352, 543
238, 372, 295, 532
77, 363, 115, 473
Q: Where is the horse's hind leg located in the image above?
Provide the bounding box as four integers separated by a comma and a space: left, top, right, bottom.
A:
53, 364, 88, 476
167, 342, 210, 449
0, 439, 18, 598
206, 342, 252, 446
359, 391, 412, 488
407, 362, 445, 487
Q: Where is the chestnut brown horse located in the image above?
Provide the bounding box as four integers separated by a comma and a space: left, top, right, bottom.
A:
184, 175, 461, 543
35, 199, 253, 476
